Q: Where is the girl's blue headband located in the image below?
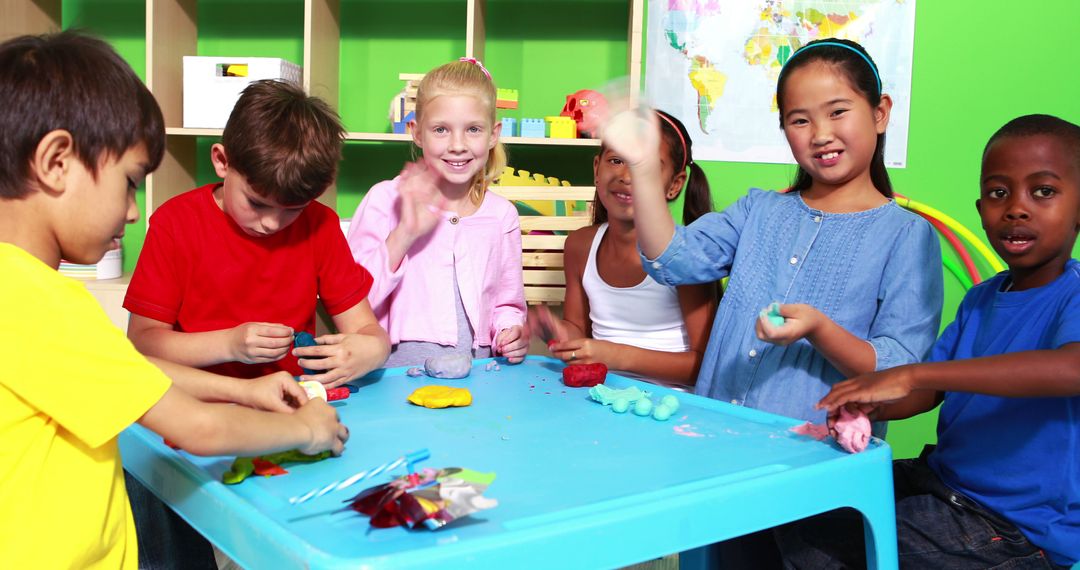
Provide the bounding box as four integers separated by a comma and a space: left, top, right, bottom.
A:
782, 41, 882, 95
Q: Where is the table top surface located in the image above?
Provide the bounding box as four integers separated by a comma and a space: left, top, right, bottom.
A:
122, 356, 890, 568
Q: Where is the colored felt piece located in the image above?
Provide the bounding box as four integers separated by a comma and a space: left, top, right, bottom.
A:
424, 353, 472, 379
408, 385, 472, 409
222, 450, 332, 485
562, 363, 608, 387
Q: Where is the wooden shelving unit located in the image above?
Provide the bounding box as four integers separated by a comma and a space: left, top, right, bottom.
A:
5, 0, 643, 319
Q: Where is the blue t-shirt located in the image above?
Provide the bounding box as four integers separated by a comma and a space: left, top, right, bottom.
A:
644, 189, 944, 426
928, 259, 1080, 566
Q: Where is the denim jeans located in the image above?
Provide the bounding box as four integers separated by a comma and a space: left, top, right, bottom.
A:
124, 470, 216, 570
774, 447, 1067, 570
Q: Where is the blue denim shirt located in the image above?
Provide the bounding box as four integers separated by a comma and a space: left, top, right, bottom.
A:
643, 189, 943, 424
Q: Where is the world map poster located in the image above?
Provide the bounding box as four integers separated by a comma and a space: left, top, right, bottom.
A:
646, 0, 916, 167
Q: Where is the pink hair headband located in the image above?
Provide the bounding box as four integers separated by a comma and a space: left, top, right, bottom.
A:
458, 57, 492, 80
656, 112, 689, 171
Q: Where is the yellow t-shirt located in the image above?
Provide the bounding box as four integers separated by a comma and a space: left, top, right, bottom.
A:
0, 244, 170, 568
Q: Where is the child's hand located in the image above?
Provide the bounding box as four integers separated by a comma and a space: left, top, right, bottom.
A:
549, 338, 618, 368
527, 305, 569, 345
601, 106, 660, 169
294, 333, 384, 388
817, 366, 917, 414
397, 162, 445, 241
755, 303, 821, 346
229, 322, 294, 364
494, 326, 528, 364
825, 402, 880, 437
243, 371, 309, 413
294, 398, 349, 456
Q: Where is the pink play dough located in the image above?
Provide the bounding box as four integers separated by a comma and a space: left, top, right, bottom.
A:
834, 407, 872, 453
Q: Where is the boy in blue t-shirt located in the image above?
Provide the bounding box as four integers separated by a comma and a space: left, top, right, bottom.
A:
780, 114, 1080, 569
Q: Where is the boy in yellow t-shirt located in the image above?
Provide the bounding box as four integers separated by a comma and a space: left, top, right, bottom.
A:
0, 32, 349, 568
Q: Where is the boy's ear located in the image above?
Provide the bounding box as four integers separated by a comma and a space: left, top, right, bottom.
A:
210, 143, 230, 178
31, 130, 77, 194
874, 94, 893, 135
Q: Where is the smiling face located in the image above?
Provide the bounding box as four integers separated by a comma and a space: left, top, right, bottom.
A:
61, 143, 147, 263
211, 143, 309, 237
411, 94, 499, 195
593, 139, 683, 222
977, 133, 1080, 290
780, 61, 889, 195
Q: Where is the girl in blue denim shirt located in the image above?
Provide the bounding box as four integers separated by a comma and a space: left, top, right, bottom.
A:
606, 39, 943, 428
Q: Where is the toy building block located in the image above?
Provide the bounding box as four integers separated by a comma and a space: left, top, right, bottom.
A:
392, 111, 414, 135
520, 118, 546, 138
545, 116, 577, 139
501, 117, 518, 137
496, 88, 519, 109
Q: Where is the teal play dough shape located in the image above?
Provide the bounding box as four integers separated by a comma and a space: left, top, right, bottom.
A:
652, 404, 673, 421
633, 398, 653, 416
761, 302, 785, 327
612, 398, 630, 413
660, 395, 679, 412
589, 385, 650, 406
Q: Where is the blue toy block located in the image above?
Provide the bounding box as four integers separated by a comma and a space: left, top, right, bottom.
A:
520, 118, 546, 138
392, 111, 415, 135
501, 117, 518, 137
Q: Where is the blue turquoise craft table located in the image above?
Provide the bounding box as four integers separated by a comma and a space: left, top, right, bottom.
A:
120, 356, 898, 569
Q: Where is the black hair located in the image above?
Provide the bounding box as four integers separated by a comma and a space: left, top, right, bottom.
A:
983, 114, 1080, 172
592, 109, 713, 225
775, 38, 892, 197
0, 31, 165, 199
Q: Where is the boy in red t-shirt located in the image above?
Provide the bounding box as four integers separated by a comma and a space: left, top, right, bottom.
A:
125, 80, 390, 387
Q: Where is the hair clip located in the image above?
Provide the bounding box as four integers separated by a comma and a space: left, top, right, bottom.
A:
458, 57, 492, 80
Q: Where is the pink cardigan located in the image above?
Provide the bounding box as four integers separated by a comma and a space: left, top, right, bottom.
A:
346, 178, 526, 348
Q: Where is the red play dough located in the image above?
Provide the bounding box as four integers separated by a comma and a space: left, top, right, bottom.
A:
562, 363, 608, 387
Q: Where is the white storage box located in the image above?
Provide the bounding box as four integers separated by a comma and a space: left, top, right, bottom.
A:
183, 56, 302, 129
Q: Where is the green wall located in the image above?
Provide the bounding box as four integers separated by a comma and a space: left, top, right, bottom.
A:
60, 0, 1080, 458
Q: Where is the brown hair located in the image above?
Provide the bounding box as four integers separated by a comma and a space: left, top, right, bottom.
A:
0, 31, 165, 199
221, 80, 345, 206
414, 60, 507, 204
593, 110, 712, 226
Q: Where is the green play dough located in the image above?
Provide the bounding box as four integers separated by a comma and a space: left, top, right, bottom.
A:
612, 398, 630, 413
633, 398, 654, 416
222, 449, 332, 485
762, 302, 786, 327
660, 395, 679, 412
652, 404, 673, 421
589, 385, 650, 406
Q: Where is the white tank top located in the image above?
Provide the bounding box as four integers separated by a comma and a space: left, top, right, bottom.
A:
583, 223, 690, 352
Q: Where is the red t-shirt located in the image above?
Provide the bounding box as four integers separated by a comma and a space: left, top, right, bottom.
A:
124, 183, 373, 378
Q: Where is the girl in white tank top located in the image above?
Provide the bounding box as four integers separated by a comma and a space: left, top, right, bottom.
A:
530, 110, 718, 387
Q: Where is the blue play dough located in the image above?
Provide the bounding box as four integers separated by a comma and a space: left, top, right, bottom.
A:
293, 331, 322, 376
424, 353, 472, 379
